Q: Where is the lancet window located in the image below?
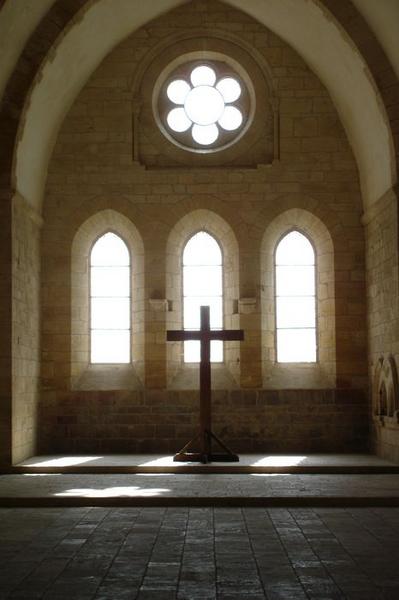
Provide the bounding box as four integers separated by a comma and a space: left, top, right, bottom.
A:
90, 232, 131, 363
275, 230, 317, 362
183, 231, 223, 362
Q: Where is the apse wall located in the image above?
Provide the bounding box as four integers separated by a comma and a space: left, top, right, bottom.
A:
39, 0, 368, 454
366, 186, 399, 462
12, 195, 41, 463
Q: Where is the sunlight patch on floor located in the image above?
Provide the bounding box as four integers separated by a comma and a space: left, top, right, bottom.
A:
22, 456, 103, 467
55, 486, 171, 498
251, 455, 307, 467
138, 456, 176, 466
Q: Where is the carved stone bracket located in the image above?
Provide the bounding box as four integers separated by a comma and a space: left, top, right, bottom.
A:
149, 299, 169, 312
373, 354, 399, 425
238, 297, 257, 314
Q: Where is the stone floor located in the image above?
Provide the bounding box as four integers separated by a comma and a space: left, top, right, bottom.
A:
1, 453, 398, 507
2, 455, 399, 597
1, 472, 399, 507
1, 506, 399, 599
20, 453, 398, 469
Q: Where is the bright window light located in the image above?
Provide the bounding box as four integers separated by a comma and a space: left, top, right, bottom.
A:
167, 108, 192, 133
183, 231, 223, 363
90, 232, 130, 363
216, 78, 241, 103
192, 123, 219, 145
275, 231, 316, 362
184, 86, 225, 125
166, 64, 243, 146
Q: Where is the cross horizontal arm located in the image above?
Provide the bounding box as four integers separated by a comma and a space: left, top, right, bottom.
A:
167, 330, 203, 341
209, 330, 244, 342
167, 329, 244, 342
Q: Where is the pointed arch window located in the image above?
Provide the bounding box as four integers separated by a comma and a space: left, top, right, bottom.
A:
90, 232, 131, 363
275, 230, 316, 362
183, 231, 223, 362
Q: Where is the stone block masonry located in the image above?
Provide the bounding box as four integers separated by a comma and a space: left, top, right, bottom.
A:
40, 388, 368, 454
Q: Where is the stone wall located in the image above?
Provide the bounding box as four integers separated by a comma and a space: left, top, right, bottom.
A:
40, 0, 369, 455
12, 194, 41, 463
366, 186, 399, 462
40, 388, 368, 454
0, 198, 12, 466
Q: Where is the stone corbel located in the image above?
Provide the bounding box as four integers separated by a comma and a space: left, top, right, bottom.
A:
149, 299, 169, 312
238, 297, 257, 314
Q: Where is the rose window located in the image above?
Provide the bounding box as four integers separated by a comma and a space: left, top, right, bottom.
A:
159, 63, 248, 151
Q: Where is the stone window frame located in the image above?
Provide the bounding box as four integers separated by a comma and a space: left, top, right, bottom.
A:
166, 209, 240, 387
261, 208, 336, 388
131, 29, 277, 168
71, 209, 145, 389
155, 58, 252, 155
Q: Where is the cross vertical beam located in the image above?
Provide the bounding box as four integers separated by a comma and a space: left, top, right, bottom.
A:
200, 305, 211, 457
166, 305, 244, 463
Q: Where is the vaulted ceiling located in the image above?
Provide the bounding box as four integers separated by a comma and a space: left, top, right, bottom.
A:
1, 0, 398, 213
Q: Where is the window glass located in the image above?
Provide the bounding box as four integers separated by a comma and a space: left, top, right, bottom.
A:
183, 231, 223, 363
275, 231, 316, 362
90, 233, 130, 363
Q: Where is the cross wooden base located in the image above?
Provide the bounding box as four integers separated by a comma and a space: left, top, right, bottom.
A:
173, 429, 239, 464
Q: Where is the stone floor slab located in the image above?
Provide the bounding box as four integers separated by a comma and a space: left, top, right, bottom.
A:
1, 506, 396, 598
1, 472, 399, 507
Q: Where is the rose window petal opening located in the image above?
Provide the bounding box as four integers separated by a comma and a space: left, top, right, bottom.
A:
167, 108, 192, 132
218, 106, 243, 131
192, 123, 219, 145
184, 86, 225, 126
216, 77, 241, 102
166, 79, 190, 104
190, 65, 216, 87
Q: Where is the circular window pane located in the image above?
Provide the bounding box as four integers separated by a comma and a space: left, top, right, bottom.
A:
167, 79, 191, 104
184, 86, 224, 126
218, 106, 243, 131
157, 58, 251, 153
167, 107, 192, 132
216, 77, 241, 103
192, 123, 219, 145
190, 65, 216, 87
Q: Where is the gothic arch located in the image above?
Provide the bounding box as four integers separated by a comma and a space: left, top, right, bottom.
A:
166, 208, 239, 386
71, 209, 145, 387
261, 207, 336, 388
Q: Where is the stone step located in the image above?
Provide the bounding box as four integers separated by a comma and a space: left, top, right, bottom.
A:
1, 495, 399, 508
5, 464, 399, 475
1, 470, 399, 507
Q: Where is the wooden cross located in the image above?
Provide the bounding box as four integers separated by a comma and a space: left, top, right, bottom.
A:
167, 305, 244, 463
